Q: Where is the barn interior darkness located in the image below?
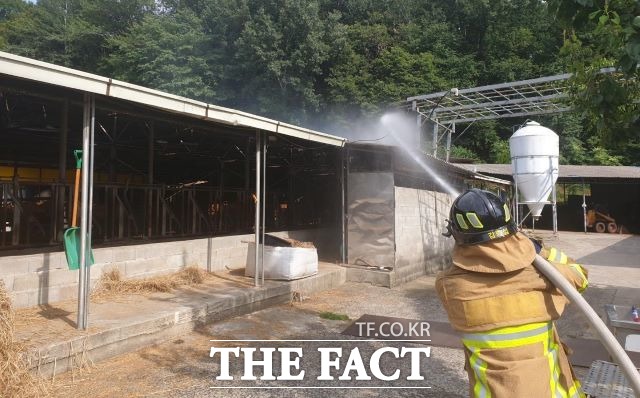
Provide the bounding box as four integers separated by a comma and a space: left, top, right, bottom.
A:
0, 77, 342, 252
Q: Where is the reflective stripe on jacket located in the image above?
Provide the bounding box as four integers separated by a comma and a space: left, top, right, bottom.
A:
436, 233, 588, 398
541, 247, 589, 293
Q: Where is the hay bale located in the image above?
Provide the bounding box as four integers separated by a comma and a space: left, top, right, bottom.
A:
0, 281, 48, 397
92, 266, 208, 298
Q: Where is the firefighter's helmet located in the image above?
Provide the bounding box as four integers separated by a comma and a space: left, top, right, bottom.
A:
444, 188, 517, 245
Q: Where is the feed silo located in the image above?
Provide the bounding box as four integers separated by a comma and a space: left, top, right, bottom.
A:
509, 121, 559, 232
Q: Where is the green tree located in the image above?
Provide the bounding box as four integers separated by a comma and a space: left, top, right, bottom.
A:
0, 0, 28, 47
0, 0, 154, 72
482, 0, 564, 82
223, 1, 332, 124
547, 114, 590, 165
326, 22, 448, 122
550, 0, 640, 144
590, 142, 624, 165
0, 0, 26, 21
103, 10, 215, 102
67, 0, 154, 72
0, 0, 607, 159
0, 0, 80, 66
449, 145, 480, 161
451, 120, 513, 163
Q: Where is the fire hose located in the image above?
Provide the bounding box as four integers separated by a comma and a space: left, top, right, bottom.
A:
532, 254, 640, 396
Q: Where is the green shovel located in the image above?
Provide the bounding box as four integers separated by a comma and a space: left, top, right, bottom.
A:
64, 150, 94, 270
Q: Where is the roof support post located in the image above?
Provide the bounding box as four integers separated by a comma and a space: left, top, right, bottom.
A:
339, 148, 346, 264
77, 93, 95, 330
261, 132, 267, 286
57, 98, 68, 242
254, 131, 264, 287
445, 122, 455, 163
147, 121, 154, 238
551, 157, 558, 236
432, 117, 438, 157
416, 112, 422, 152
582, 180, 587, 234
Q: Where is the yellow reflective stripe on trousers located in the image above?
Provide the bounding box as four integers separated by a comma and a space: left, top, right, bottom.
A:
463, 323, 550, 397
568, 380, 584, 398
546, 325, 566, 398
468, 347, 491, 398
548, 248, 558, 262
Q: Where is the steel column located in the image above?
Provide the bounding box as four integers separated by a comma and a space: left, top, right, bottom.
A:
109, 115, 117, 182
582, 181, 587, 234
261, 133, 267, 286
77, 93, 94, 330
218, 161, 224, 232
551, 157, 558, 235
339, 148, 346, 264
56, 99, 69, 242
415, 111, 422, 151
445, 122, 454, 163
513, 160, 519, 227
254, 131, 261, 287
147, 122, 154, 237
84, 95, 95, 328
432, 118, 438, 157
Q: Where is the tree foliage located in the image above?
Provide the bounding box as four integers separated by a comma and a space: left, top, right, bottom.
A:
550, 0, 640, 147
103, 9, 215, 101
0, 0, 637, 164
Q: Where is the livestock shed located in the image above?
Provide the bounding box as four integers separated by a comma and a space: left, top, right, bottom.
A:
0, 52, 514, 310
455, 163, 640, 233
0, 52, 346, 308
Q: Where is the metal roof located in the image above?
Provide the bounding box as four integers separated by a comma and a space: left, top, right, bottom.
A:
425, 155, 512, 186
454, 163, 640, 181
348, 143, 511, 186
0, 51, 346, 147
407, 73, 572, 124
406, 68, 620, 125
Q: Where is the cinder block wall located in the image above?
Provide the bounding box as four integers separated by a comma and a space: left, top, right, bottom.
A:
0, 228, 331, 308
394, 187, 454, 282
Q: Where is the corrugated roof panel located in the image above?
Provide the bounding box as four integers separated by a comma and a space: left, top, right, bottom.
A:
0, 51, 346, 147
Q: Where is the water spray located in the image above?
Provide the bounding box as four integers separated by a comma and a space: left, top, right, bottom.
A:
379, 113, 460, 197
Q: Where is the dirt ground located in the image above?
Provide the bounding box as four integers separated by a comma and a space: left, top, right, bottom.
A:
31, 231, 640, 397
48, 277, 466, 398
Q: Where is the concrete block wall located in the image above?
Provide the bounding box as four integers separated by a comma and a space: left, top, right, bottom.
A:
394, 187, 454, 276
0, 228, 332, 309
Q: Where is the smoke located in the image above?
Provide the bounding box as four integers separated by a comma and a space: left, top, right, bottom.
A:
320, 110, 420, 148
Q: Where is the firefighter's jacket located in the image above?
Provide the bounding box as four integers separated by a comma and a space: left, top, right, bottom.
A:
436, 232, 589, 398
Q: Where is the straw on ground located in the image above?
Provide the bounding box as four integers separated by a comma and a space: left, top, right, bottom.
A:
0, 281, 49, 397
92, 266, 208, 299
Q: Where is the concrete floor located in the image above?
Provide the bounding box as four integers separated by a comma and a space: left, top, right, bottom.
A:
13, 262, 346, 379
533, 231, 640, 341
13, 230, 640, 397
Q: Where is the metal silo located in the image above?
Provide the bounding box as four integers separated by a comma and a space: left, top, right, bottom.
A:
509, 121, 559, 232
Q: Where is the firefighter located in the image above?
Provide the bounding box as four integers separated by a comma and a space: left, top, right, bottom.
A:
436, 188, 588, 398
